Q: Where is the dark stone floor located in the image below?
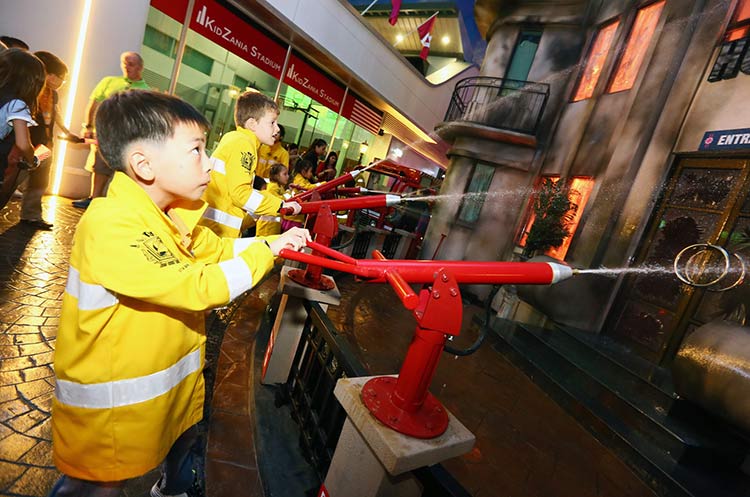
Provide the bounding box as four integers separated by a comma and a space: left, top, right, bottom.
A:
0, 196, 658, 497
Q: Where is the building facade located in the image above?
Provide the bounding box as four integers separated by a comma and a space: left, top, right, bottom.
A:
429, 0, 750, 372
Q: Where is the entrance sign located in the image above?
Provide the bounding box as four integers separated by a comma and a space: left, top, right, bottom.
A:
699, 127, 750, 151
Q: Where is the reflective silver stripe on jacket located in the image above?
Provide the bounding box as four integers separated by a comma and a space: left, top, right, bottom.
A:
65, 267, 118, 311
258, 215, 281, 223
210, 157, 226, 174
55, 348, 201, 409
233, 237, 258, 257
219, 257, 253, 300
202, 206, 242, 230
243, 190, 265, 215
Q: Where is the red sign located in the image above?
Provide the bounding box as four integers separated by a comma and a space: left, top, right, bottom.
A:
283, 52, 345, 112
317, 484, 330, 497
150, 0, 286, 79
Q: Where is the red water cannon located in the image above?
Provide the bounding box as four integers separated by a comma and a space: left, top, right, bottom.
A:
279, 194, 401, 216
289, 168, 367, 203
279, 241, 575, 439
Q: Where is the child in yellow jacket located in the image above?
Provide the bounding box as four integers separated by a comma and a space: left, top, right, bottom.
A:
201, 91, 299, 237
256, 163, 290, 236
49, 90, 310, 496
283, 158, 324, 230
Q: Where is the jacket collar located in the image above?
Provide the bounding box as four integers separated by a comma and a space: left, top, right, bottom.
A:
106, 172, 208, 250
236, 127, 260, 148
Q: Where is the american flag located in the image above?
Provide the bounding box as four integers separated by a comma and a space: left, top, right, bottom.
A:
349, 99, 383, 135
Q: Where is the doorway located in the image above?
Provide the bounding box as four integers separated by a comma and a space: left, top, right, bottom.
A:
607, 156, 750, 368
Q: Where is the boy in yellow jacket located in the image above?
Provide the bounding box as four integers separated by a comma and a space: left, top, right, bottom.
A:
49, 90, 310, 497
201, 91, 299, 237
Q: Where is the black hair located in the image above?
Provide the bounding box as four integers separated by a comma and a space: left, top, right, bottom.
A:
277, 124, 285, 139
0, 36, 29, 50
310, 138, 327, 150
96, 90, 210, 172
325, 151, 338, 164
34, 51, 68, 78
0, 48, 45, 114
294, 158, 314, 176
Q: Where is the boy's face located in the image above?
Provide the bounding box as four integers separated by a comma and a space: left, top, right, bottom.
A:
147, 122, 211, 206
246, 110, 279, 146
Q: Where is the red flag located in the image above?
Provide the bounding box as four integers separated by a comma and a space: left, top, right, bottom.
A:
417, 13, 438, 60
389, 0, 401, 25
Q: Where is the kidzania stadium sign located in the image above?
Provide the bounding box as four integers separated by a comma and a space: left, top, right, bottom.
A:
151, 0, 346, 111
151, 0, 286, 79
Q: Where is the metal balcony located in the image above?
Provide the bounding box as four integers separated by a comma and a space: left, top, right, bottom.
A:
444, 76, 550, 135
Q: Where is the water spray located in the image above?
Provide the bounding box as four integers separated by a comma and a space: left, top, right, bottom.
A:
673, 243, 746, 291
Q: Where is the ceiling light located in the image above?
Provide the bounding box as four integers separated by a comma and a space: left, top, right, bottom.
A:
441, 35, 450, 45
396, 34, 404, 43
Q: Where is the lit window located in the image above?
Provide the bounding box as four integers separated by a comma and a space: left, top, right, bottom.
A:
572, 21, 619, 102
518, 176, 594, 260
608, 1, 665, 94
725, 0, 750, 41
547, 177, 594, 260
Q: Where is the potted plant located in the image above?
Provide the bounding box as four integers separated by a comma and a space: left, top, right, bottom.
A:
523, 178, 577, 259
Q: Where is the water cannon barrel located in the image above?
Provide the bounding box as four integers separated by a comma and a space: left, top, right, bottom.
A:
280, 194, 395, 216
278, 242, 577, 286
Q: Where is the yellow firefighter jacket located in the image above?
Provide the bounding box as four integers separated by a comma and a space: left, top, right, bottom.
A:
52, 172, 275, 481
201, 128, 282, 237
256, 181, 290, 236
256, 141, 290, 179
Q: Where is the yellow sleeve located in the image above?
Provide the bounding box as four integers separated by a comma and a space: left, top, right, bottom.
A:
225, 145, 282, 217
279, 148, 289, 167
81, 212, 275, 311
190, 224, 273, 263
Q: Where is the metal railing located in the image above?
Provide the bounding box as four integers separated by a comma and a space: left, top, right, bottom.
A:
444, 76, 550, 135
283, 301, 471, 496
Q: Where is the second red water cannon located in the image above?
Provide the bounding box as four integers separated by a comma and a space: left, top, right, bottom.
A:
289, 169, 367, 203
279, 194, 402, 216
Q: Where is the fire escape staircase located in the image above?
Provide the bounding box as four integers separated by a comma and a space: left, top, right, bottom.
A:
488, 317, 750, 497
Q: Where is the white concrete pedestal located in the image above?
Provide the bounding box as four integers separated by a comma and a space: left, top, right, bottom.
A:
323, 376, 475, 497
261, 265, 341, 385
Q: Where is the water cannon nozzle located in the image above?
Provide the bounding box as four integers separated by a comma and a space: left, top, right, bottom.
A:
385, 194, 402, 207
547, 263, 575, 284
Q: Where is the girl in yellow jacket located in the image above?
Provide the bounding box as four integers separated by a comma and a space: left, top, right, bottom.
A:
283, 158, 324, 231
256, 163, 289, 236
